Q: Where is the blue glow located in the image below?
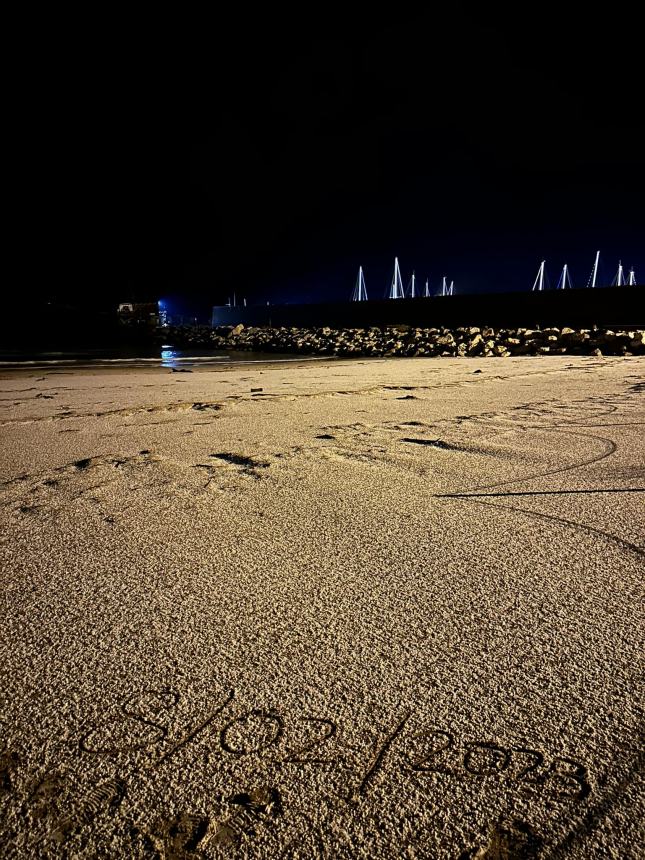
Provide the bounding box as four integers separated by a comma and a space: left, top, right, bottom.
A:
158, 299, 169, 326
161, 348, 178, 366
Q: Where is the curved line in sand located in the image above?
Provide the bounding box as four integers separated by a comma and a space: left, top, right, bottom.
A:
466, 429, 618, 494
451, 496, 644, 560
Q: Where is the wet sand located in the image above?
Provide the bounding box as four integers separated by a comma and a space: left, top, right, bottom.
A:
1, 356, 643, 858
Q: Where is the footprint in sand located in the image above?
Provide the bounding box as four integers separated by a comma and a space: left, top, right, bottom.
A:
0, 750, 21, 795
459, 820, 543, 859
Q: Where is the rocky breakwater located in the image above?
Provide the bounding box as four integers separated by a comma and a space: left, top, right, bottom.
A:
161, 324, 645, 358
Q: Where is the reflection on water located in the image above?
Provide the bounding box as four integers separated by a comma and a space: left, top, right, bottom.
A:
160, 348, 179, 367
160, 347, 232, 367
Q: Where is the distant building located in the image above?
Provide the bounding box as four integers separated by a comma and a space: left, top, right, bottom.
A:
117, 301, 160, 327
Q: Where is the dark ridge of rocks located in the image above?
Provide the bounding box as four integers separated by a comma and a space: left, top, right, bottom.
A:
156, 324, 645, 359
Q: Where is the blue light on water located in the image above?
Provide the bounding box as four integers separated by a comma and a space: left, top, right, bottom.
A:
161, 348, 178, 367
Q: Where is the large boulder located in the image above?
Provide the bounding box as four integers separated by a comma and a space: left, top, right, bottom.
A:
467, 333, 484, 353
629, 331, 644, 350
436, 333, 455, 347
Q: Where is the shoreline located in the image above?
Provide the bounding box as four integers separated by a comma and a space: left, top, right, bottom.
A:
3, 351, 644, 381
0, 354, 338, 375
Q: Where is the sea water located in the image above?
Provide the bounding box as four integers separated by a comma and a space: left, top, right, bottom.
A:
0, 346, 331, 370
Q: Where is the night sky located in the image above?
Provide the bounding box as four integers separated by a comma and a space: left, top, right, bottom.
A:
16, 6, 643, 316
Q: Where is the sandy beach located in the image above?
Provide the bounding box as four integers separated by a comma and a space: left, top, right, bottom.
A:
1, 355, 643, 858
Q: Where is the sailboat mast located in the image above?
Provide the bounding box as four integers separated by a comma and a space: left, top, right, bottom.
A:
389, 257, 404, 299
557, 263, 570, 290
352, 265, 368, 301
532, 261, 545, 292
588, 250, 600, 288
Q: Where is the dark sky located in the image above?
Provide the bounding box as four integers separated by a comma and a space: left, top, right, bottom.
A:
17, 5, 643, 313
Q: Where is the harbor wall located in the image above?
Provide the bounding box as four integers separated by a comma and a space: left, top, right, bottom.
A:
212, 287, 643, 329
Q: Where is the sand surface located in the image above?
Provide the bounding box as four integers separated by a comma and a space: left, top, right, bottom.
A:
1, 356, 643, 858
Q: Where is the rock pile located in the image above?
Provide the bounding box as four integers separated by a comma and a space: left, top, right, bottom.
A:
159, 325, 645, 358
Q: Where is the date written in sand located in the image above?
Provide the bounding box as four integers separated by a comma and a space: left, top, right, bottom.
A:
5, 688, 592, 852
76, 687, 590, 800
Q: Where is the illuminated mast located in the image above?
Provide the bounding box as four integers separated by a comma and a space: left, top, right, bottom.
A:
440, 276, 453, 296
407, 271, 416, 298
351, 266, 368, 301
388, 257, 405, 299
423, 278, 431, 297
556, 263, 572, 290
532, 260, 546, 291
587, 250, 600, 288
627, 267, 637, 286
612, 261, 625, 286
